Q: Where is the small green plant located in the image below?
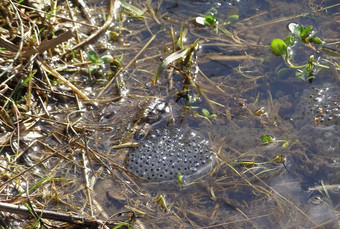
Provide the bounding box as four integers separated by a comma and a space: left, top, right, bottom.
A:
155, 194, 169, 213
194, 9, 217, 27
193, 8, 239, 35
260, 134, 274, 145
201, 108, 217, 118
177, 172, 183, 186
270, 23, 340, 82
87, 50, 123, 80
260, 134, 289, 149
87, 50, 113, 75
239, 134, 295, 173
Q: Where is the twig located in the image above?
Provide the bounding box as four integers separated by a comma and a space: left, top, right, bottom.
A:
38, 58, 90, 100
0, 30, 74, 58
0, 202, 122, 227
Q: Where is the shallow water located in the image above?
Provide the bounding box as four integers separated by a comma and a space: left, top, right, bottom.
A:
84, 0, 340, 228
3, 0, 339, 228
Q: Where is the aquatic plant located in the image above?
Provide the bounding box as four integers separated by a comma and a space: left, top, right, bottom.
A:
270, 23, 340, 82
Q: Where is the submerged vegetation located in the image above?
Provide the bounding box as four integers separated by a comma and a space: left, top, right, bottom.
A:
0, 0, 339, 228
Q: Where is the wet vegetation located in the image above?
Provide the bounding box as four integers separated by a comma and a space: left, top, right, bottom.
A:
0, 0, 339, 228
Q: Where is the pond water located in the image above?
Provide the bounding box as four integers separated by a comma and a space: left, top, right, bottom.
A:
78, 0, 340, 228
2, 0, 340, 228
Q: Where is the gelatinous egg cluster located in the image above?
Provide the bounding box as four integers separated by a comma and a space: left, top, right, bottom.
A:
127, 127, 214, 182
306, 87, 340, 126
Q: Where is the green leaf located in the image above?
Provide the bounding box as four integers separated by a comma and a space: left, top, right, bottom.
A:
284, 35, 294, 47
153, 48, 189, 83
87, 50, 99, 63
202, 108, 211, 117
29, 176, 49, 194
204, 15, 216, 26
261, 135, 274, 145
300, 25, 312, 38
101, 55, 113, 64
227, 15, 239, 24
312, 37, 323, 45
112, 222, 128, 229
287, 23, 301, 36
178, 173, 183, 185
270, 39, 287, 56
226, 7, 239, 24
261, 135, 268, 144
282, 141, 289, 149
21, 71, 36, 87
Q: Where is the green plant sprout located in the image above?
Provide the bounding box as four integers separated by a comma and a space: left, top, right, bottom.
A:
184, 102, 217, 124
194, 8, 240, 35
260, 134, 289, 148
270, 23, 340, 82
155, 194, 169, 213
239, 134, 298, 172
87, 50, 123, 80
177, 172, 184, 186
194, 9, 217, 27
87, 50, 113, 75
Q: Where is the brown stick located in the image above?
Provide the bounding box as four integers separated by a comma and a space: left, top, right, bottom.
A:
38, 58, 90, 100
0, 30, 74, 58
22, 30, 74, 58
0, 202, 121, 227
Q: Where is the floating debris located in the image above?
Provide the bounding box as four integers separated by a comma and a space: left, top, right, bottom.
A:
127, 127, 215, 183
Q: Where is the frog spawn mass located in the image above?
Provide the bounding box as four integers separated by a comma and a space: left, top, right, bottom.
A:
304, 87, 340, 126
127, 127, 215, 183
294, 87, 340, 156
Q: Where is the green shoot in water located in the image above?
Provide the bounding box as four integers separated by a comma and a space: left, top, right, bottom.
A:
270, 23, 340, 82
